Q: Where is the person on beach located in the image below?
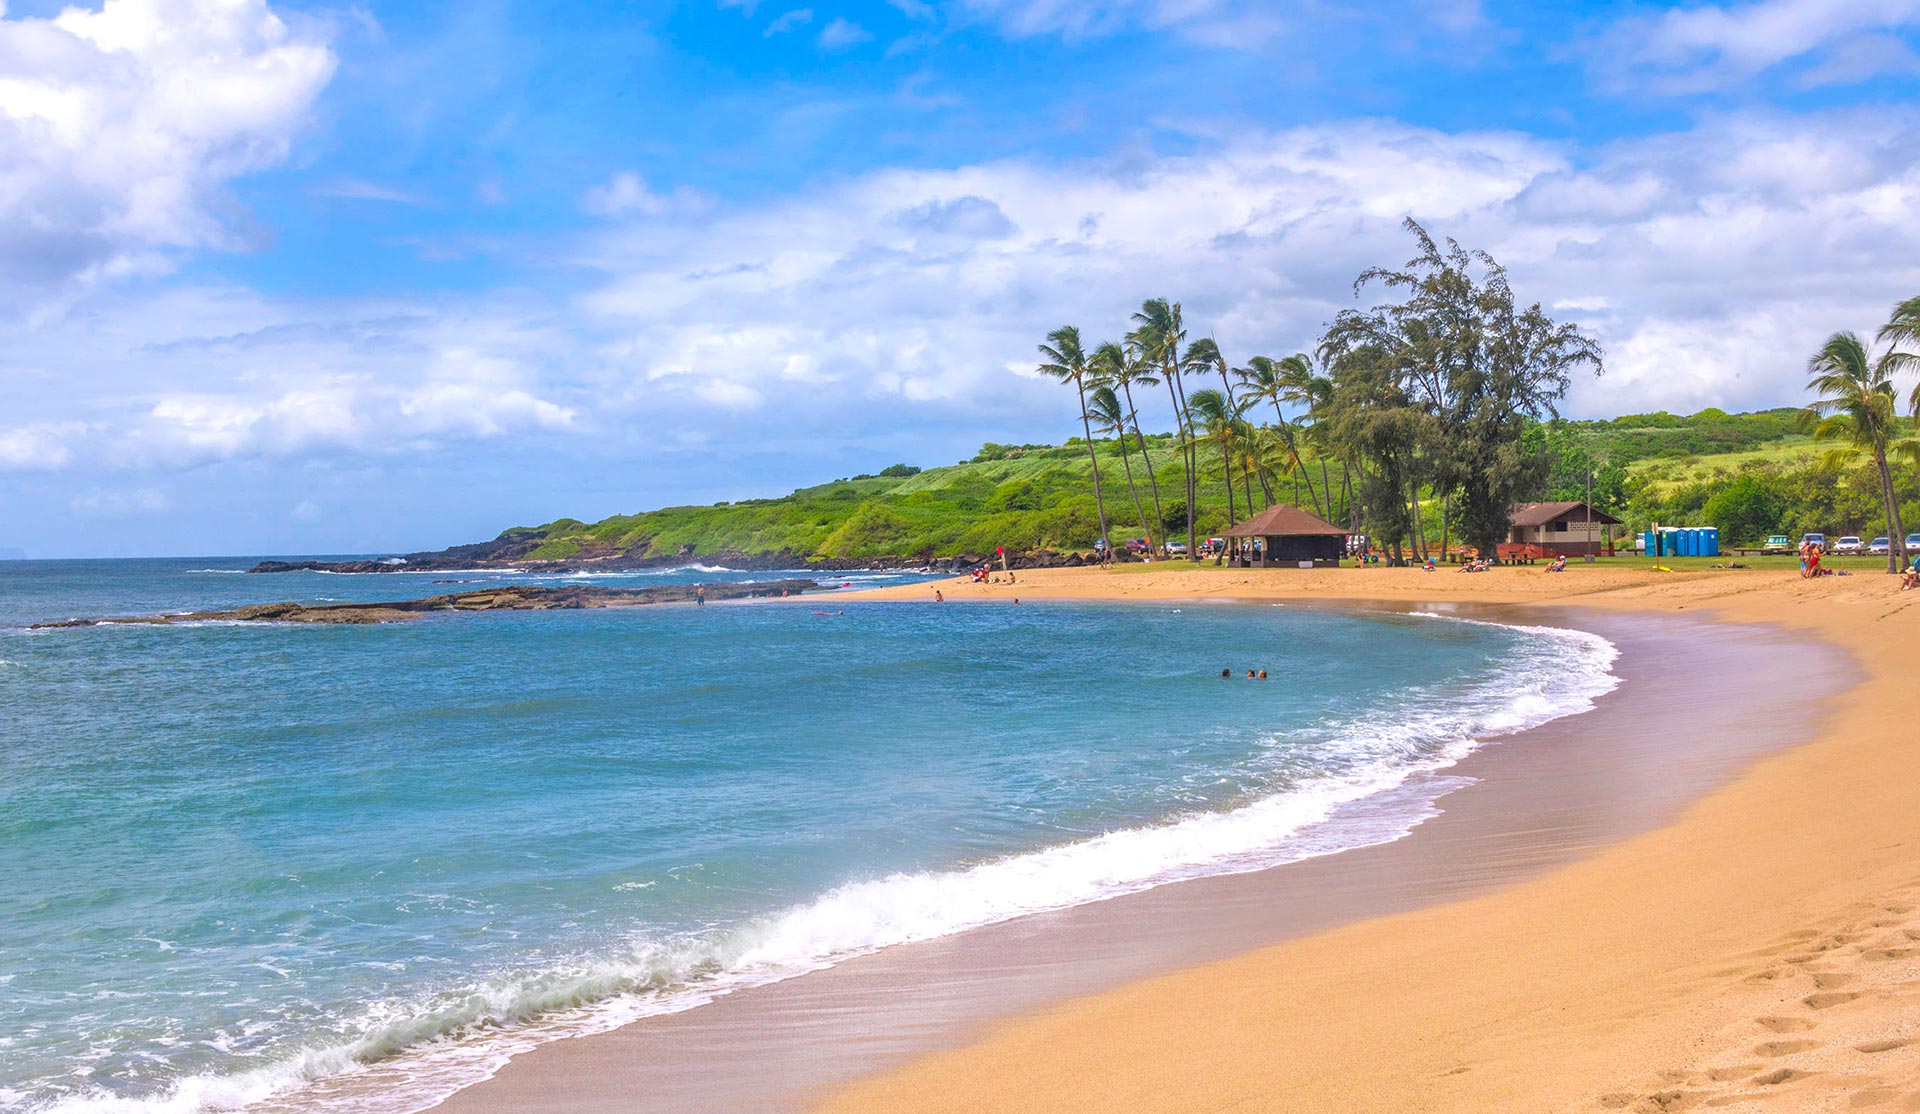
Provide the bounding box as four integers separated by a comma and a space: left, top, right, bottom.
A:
1547, 555, 1568, 572
695, 585, 706, 605
934, 590, 944, 603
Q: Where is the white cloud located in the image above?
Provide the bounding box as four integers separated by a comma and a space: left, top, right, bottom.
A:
565, 111, 1920, 423
765, 8, 812, 36
10, 111, 1920, 487
818, 17, 872, 49
314, 178, 428, 204
952, 0, 1288, 45
0, 0, 336, 303
581, 171, 668, 216
71, 486, 171, 516
1593, 0, 1920, 94
0, 421, 86, 468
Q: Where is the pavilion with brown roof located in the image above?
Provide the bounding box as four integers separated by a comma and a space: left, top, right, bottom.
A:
1221, 504, 1348, 567
1507, 501, 1622, 556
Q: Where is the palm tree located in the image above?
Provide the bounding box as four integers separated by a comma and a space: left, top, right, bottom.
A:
1277, 354, 1338, 526
1881, 295, 1920, 412
1087, 385, 1149, 545
1804, 331, 1909, 573
1090, 340, 1166, 534
1186, 387, 1242, 534
1237, 355, 1323, 517
1129, 298, 1194, 557
1037, 325, 1111, 555
1186, 338, 1255, 513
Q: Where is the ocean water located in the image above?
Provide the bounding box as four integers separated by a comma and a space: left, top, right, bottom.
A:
0, 558, 1617, 1113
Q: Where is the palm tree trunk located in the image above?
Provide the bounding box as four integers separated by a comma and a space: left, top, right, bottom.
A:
1116, 434, 1148, 547
1410, 485, 1427, 560
1121, 382, 1166, 533
1075, 379, 1109, 553
1219, 438, 1237, 547
1875, 442, 1906, 574
1269, 400, 1322, 516
1164, 366, 1195, 558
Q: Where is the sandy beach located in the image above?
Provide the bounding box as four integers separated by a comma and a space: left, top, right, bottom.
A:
809, 563, 1920, 1113
426, 560, 1920, 1114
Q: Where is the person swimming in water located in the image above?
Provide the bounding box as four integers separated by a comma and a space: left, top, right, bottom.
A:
1221, 668, 1232, 678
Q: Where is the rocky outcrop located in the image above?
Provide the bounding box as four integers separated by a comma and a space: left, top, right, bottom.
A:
31, 580, 823, 629
248, 548, 1117, 576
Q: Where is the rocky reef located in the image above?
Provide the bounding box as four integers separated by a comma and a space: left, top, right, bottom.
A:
31, 580, 823, 629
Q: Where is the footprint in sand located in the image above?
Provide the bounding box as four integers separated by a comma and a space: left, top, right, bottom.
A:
1813, 971, 1861, 990
1805, 990, 1864, 1010
1862, 948, 1919, 962
1856, 1038, 1913, 1053
1756, 1016, 1818, 1033
1752, 1040, 1821, 1057
1706, 1064, 1761, 1082
1753, 1067, 1817, 1086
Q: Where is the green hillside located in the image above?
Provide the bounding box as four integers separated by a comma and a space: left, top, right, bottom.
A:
483, 406, 1916, 563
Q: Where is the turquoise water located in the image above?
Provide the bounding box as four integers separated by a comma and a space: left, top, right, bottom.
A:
0, 559, 1617, 1113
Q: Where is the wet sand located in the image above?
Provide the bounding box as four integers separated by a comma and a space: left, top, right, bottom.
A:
434, 567, 1868, 1113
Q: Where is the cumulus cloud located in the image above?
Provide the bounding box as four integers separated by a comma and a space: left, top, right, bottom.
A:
817, 17, 872, 49
1591, 0, 1920, 94
0, 0, 336, 304
11, 110, 1920, 486
567, 111, 1920, 423
764, 8, 812, 36
0, 421, 86, 469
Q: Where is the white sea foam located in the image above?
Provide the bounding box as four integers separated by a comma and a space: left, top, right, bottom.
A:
34, 614, 1617, 1114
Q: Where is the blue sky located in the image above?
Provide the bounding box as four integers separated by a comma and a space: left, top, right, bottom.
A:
3, 0, 1920, 557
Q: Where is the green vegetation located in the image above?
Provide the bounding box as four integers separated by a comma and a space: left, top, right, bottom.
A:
484, 234, 1918, 568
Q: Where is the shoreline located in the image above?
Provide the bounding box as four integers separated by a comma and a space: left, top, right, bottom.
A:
812, 565, 1920, 1112
431, 566, 1874, 1113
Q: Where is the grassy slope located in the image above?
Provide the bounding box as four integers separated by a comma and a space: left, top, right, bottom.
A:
496, 408, 1854, 562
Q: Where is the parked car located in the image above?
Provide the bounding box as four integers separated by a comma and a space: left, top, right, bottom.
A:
1801, 532, 1828, 551
1906, 533, 1920, 551
1870, 537, 1891, 555
1763, 535, 1792, 554
1834, 535, 1865, 554
1162, 541, 1188, 556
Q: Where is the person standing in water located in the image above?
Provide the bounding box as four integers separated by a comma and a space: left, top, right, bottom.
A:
695, 585, 706, 606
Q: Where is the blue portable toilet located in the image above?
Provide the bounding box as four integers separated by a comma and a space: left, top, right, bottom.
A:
1702, 527, 1719, 557
1686, 527, 1702, 556
1680, 528, 1696, 557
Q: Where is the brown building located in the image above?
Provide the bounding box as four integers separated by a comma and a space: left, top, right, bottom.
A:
1222, 504, 1348, 567
1507, 501, 1622, 556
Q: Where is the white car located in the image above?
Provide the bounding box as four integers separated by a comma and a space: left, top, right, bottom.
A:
1834, 535, 1865, 554
1870, 537, 1891, 555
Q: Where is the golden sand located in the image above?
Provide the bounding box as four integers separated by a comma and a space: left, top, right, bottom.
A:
818, 563, 1920, 1113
